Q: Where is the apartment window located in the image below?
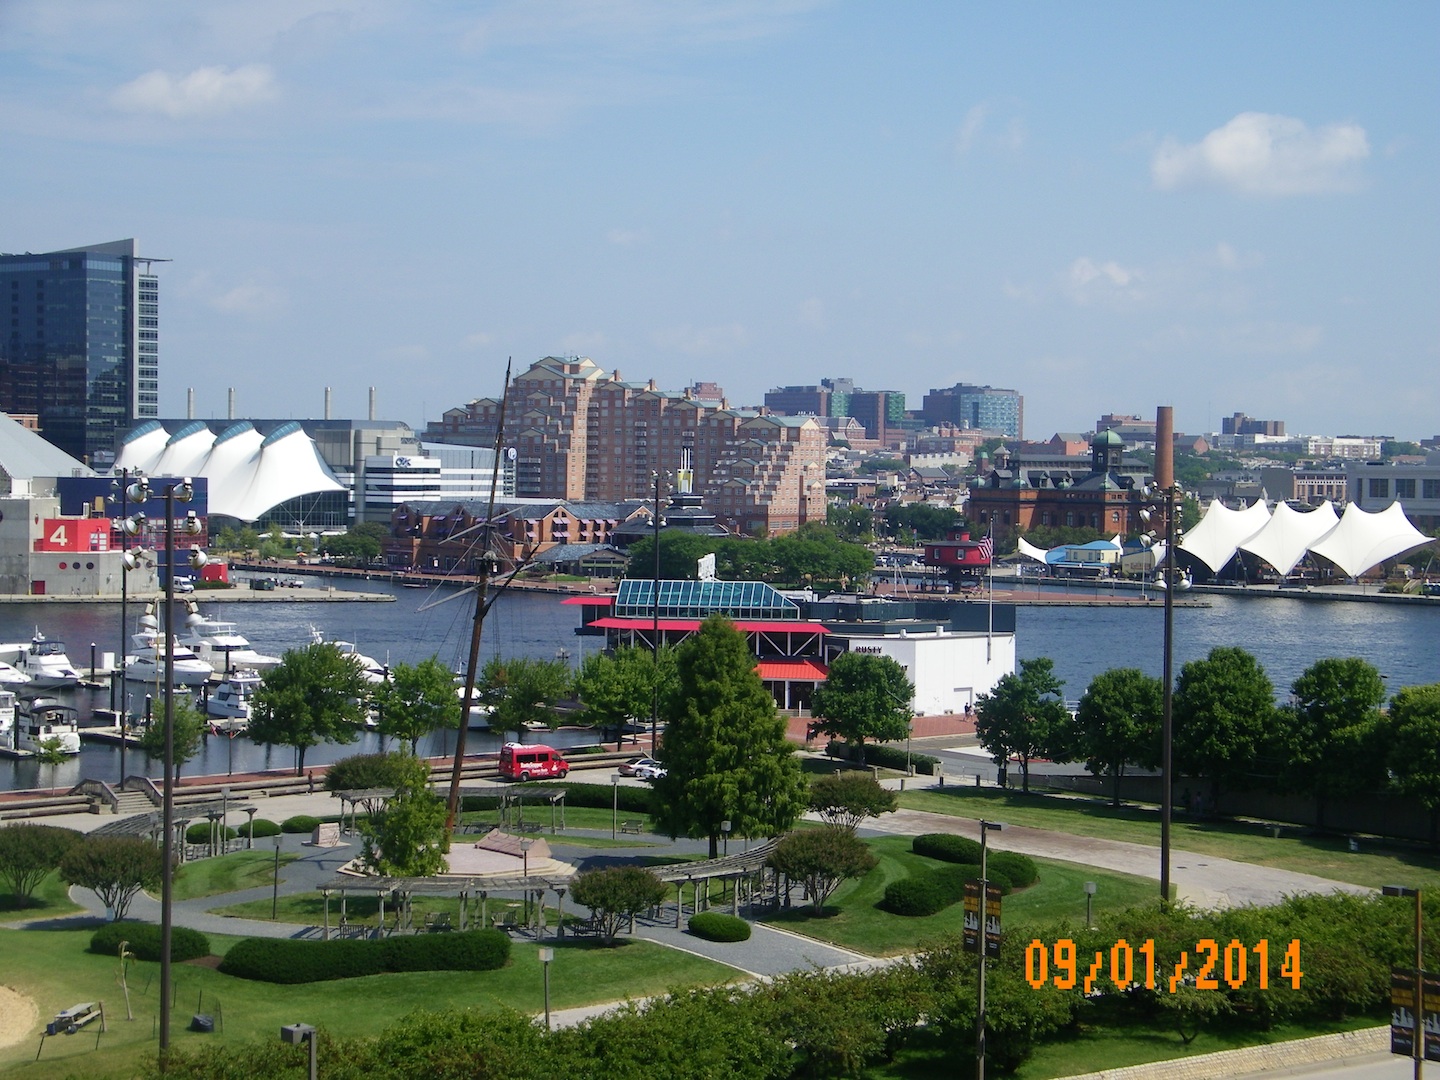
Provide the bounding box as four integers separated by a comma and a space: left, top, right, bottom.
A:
1367, 478, 1389, 499
1394, 478, 1416, 499
1424, 479, 1440, 500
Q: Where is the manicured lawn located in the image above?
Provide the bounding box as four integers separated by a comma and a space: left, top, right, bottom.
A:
763, 835, 1157, 956
168, 851, 299, 901
899, 786, 1440, 892
0, 869, 82, 922
0, 927, 743, 1080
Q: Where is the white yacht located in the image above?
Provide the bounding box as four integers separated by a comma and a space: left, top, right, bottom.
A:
308, 626, 387, 684
206, 669, 261, 731
0, 661, 32, 688
181, 603, 281, 672
126, 608, 214, 687
0, 690, 15, 749
0, 632, 81, 690
16, 696, 81, 755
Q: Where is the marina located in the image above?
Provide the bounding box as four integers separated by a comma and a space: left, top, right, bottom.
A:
0, 573, 1435, 791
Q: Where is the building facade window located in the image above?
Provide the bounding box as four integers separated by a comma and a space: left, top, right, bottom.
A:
1394, 478, 1416, 499
1368, 478, 1389, 499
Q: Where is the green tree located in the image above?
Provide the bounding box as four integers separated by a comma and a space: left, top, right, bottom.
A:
974, 658, 1069, 793
0, 824, 81, 907
651, 617, 808, 857
373, 657, 462, 754
624, 531, 722, 580
1275, 658, 1388, 827
479, 656, 573, 741
767, 828, 877, 913
883, 503, 960, 542
569, 865, 668, 945
811, 652, 913, 762
1383, 684, 1440, 815
137, 695, 207, 784
250, 643, 372, 774
808, 771, 899, 833
59, 835, 163, 922
575, 645, 677, 746
827, 503, 874, 542
1073, 668, 1162, 806
325, 526, 384, 566
326, 751, 431, 814
358, 756, 449, 877
1173, 646, 1275, 806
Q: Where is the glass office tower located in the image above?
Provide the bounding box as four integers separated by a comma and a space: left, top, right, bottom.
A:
0, 239, 160, 464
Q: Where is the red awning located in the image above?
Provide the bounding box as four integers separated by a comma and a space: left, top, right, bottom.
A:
560, 595, 615, 605
755, 659, 829, 681
588, 617, 829, 634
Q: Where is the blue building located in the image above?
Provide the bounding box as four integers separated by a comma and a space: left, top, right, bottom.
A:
920, 382, 1023, 439
0, 239, 160, 465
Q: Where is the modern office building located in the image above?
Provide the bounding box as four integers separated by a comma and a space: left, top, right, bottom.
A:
1, 240, 159, 465
920, 382, 1023, 439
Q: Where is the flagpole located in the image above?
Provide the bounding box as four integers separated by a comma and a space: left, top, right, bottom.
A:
986, 520, 994, 662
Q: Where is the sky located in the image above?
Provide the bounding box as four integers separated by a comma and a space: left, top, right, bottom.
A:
2, 1, 1436, 442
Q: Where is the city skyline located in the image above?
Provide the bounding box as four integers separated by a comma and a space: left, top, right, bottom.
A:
2, 2, 1435, 442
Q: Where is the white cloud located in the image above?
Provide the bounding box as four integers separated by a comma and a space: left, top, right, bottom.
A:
209, 283, 284, 317
954, 104, 986, 155
652, 323, 748, 355
1064, 257, 1143, 306
953, 100, 1025, 157
111, 64, 278, 118
1152, 112, 1369, 195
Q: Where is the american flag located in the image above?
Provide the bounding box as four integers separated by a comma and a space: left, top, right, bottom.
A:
976, 534, 993, 562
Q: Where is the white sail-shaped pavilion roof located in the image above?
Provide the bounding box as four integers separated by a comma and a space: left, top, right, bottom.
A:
223, 422, 345, 522
1179, 499, 1271, 573
115, 420, 170, 474
1238, 501, 1340, 577
1306, 502, 1433, 578
150, 421, 216, 478
1017, 537, 1049, 563
198, 424, 265, 514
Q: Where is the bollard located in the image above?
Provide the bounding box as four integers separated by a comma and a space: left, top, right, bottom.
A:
975, 772, 981, 788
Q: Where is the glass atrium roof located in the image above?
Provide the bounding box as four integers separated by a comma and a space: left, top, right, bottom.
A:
615, 579, 801, 621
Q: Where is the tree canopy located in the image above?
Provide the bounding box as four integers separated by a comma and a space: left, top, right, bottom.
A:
137, 694, 207, 783
357, 754, 449, 877
59, 835, 163, 921
766, 828, 877, 913
1382, 683, 1440, 810
810, 652, 913, 759
1073, 668, 1162, 806
479, 656, 573, 741
373, 657, 462, 754
569, 866, 667, 945
650, 616, 808, 856
0, 824, 81, 907
250, 642, 373, 774
625, 528, 874, 587
574, 645, 677, 747
1173, 646, 1275, 804
808, 772, 898, 833
974, 658, 1069, 792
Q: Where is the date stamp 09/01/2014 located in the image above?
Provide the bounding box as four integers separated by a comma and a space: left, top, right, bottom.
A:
1024, 938, 1303, 994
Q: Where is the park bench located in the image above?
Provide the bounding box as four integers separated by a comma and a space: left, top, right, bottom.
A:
424, 911, 452, 933
619, 820, 643, 835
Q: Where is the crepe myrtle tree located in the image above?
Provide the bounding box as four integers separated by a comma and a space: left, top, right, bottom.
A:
810, 652, 913, 764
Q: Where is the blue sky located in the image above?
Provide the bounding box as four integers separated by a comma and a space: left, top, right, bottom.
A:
2, 1, 1435, 441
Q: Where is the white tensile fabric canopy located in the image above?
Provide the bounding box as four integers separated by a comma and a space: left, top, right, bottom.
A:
1179, 499, 1272, 573
1306, 501, 1434, 579
1238, 500, 1340, 577
1017, 537, 1050, 563
115, 420, 343, 522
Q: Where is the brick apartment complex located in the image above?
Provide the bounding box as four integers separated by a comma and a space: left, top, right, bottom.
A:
425, 356, 827, 535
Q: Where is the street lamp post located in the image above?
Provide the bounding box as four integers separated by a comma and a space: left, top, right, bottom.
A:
721, 819, 731, 857
272, 835, 282, 919
124, 474, 202, 1062
650, 470, 665, 754
538, 946, 554, 1031
611, 774, 620, 840
245, 807, 257, 850
977, 819, 1004, 1080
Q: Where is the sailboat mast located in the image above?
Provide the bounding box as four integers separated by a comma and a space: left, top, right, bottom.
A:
445, 358, 512, 828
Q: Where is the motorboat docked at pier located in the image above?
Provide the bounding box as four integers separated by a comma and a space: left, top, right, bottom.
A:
180, 602, 281, 672
205, 669, 261, 731
0, 631, 80, 690
14, 695, 81, 755
0, 661, 31, 688
125, 606, 214, 687
308, 626, 387, 684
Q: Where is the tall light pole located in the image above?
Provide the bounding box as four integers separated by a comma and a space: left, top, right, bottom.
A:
125, 474, 203, 1063
977, 819, 1004, 1080
650, 470, 664, 753
1155, 405, 1176, 909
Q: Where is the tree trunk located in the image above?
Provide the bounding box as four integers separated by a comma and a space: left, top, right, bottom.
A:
1020, 756, 1031, 793
1112, 764, 1123, 808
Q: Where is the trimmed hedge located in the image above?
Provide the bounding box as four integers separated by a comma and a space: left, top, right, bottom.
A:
247, 818, 282, 839
91, 921, 210, 963
280, 815, 322, 834
989, 850, 1038, 889
688, 912, 751, 942
824, 740, 940, 776
218, 928, 510, 984
912, 833, 981, 863
185, 823, 238, 844
879, 861, 1016, 917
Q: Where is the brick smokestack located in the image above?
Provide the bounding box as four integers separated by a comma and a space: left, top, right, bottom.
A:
1155, 406, 1174, 489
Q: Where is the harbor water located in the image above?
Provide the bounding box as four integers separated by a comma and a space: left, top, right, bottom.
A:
2, 577, 1436, 792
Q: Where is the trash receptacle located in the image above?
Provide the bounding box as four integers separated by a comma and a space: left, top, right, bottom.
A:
190, 1014, 214, 1034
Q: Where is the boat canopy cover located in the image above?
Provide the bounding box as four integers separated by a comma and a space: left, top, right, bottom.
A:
1238, 500, 1340, 577
1179, 499, 1271, 573
1306, 501, 1433, 579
